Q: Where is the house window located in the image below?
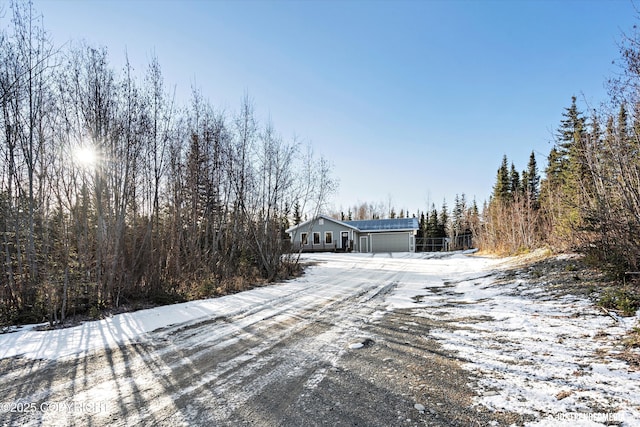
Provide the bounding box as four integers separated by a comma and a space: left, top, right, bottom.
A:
313, 232, 321, 245
301, 233, 308, 245
325, 232, 333, 244
319, 218, 324, 225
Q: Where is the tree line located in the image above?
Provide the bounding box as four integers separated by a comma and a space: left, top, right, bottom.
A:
0, 2, 334, 326
478, 18, 640, 275
325, 196, 478, 252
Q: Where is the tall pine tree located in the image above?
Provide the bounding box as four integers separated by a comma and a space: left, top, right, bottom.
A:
525, 151, 540, 206
510, 163, 521, 197
541, 96, 588, 248
493, 155, 511, 202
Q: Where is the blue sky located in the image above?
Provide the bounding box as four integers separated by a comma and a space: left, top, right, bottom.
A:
30, 0, 638, 215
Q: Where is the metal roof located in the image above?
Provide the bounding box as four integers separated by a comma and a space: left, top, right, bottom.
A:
344, 217, 419, 232
285, 214, 360, 233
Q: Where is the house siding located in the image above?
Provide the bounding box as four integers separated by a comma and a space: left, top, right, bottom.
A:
288, 217, 356, 252
287, 215, 418, 253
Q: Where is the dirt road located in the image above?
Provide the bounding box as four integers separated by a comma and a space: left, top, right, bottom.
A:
0, 259, 524, 426
0, 254, 548, 426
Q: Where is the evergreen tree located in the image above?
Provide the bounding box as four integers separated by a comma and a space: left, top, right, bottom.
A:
589, 109, 603, 155
293, 201, 302, 225
438, 201, 449, 238
418, 211, 427, 239
452, 194, 471, 248
452, 194, 465, 236
525, 151, 540, 205
545, 147, 565, 189
540, 96, 588, 248
427, 204, 439, 238
509, 163, 521, 197
281, 204, 291, 240
546, 96, 586, 190
493, 155, 511, 202
564, 97, 588, 187
558, 96, 586, 152
470, 199, 479, 216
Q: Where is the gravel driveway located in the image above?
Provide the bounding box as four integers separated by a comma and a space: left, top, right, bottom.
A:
2, 252, 637, 426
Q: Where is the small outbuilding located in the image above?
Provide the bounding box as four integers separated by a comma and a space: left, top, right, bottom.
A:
286, 215, 419, 253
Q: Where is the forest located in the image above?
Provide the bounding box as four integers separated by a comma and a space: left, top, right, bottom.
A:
0, 2, 335, 326
478, 15, 640, 278
471, 11, 640, 324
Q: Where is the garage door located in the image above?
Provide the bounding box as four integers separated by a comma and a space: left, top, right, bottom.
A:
371, 232, 409, 253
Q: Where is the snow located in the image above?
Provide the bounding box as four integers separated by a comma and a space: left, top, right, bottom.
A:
387, 252, 640, 426
1, 251, 639, 425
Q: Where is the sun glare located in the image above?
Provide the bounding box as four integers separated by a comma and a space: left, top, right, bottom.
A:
74, 146, 98, 169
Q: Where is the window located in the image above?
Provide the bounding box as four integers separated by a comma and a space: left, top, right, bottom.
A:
325, 232, 333, 244
301, 233, 308, 245
313, 232, 321, 245
319, 218, 324, 225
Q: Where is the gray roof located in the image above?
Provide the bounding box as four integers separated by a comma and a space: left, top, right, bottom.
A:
285, 214, 360, 233
285, 215, 419, 234
344, 217, 418, 232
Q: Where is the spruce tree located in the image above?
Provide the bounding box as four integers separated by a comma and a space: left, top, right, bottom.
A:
545, 147, 566, 189
541, 96, 588, 247
493, 155, 511, 202
427, 204, 439, 238
525, 151, 540, 205
293, 201, 302, 225
565, 97, 588, 187
438, 201, 449, 238
559, 96, 586, 152
418, 212, 427, 239
510, 163, 521, 197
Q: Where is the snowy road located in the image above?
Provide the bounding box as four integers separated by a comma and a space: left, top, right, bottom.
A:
1, 252, 639, 426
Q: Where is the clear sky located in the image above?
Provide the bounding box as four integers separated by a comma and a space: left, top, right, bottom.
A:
28, 0, 638, 215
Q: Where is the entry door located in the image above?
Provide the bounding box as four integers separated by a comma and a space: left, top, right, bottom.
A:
359, 236, 369, 253
341, 231, 349, 250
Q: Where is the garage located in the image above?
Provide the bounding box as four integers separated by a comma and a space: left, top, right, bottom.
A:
371, 232, 411, 252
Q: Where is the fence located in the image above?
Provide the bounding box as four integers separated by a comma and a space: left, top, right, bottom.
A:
416, 233, 473, 252
415, 237, 449, 252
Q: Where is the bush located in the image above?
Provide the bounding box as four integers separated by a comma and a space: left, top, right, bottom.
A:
624, 324, 640, 348
599, 288, 640, 316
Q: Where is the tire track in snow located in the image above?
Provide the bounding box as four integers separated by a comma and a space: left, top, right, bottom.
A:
1, 255, 408, 427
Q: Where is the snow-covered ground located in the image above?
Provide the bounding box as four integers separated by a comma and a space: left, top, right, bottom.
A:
0, 251, 488, 362
386, 252, 640, 426
1, 251, 639, 426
